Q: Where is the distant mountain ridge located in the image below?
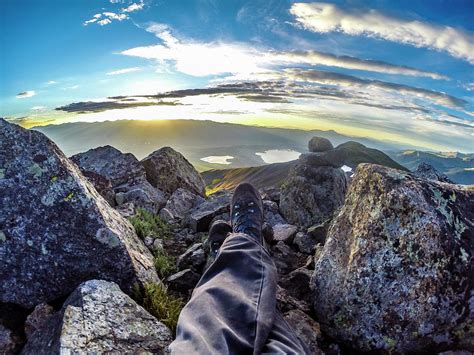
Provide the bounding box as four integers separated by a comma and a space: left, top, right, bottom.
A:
389, 150, 474, 184
33, 119, 421, 169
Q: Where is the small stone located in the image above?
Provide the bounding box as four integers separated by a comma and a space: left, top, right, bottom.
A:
279, 267, 312, 305
272, 224, 298, 244
283, 310, 323, 355
308, 137, 333, 152
24, 303, 55, 339
167, 269, 201, 293
0, 324, 22, 354
176, 243, 206, 272
271, 242, 307, 275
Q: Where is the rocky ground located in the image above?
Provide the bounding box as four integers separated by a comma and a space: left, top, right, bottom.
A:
0, 119, 472, 354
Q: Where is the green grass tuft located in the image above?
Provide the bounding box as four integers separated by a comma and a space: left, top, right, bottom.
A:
133, 282, 184, 333
128, 208, 172, 240
154, 249, 176, 279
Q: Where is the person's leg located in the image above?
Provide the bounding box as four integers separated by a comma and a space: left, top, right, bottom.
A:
169, 231, 277, 354
261, 312, 311, 354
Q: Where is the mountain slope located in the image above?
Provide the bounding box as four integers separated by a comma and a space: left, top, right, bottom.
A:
203, 140, 407, 192
390, 150, 474, 184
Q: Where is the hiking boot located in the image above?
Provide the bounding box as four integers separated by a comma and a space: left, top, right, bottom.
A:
208, 219, 232, 259
231, 183, 264, 242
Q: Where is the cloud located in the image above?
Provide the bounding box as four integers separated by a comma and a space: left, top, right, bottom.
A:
63, 85, 80, 90
270, 51, 448, 80
84, 2, 144, 26
31, 106, 47, 112
122, 2, 144, 13
463, 83, 474, 91
290, 2, 474, 63
122, 23, 447, 79
83, 12, 127, 27
106, 67, 142, 75
279, 68, 466, 109
45, 80, 58, 85
16, 91, 36, 99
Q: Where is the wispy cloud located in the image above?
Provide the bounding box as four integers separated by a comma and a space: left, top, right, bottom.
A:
84, 2, 144, 26
31, 106, 47, 112
63, 85, 80, 90
121, 23, 447, 79
45, 80, 58, 85
270, 51, 448, 80
16, 91, 36, 99
290, 2, 474, 63
122, 2, 144, 13
106, 67, 142, 75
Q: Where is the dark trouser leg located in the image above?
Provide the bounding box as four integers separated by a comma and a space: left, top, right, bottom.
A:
169, 232, 277, 354
169, 232, 309, 355
261, 312, 311, 354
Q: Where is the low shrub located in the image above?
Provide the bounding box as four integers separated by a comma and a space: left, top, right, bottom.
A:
128, 208, 171, 240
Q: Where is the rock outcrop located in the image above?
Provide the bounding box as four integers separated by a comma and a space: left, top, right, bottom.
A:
312, 163, 474, 353
308, 136, 333, 152
72, 145, 166, 214
413, 162, 454, 183
0, 119, 158, 308
22, 280, 172, 354
280, 155, 348, 228
142, 147, 206, 197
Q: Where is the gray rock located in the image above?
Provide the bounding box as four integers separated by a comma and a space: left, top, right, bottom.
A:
142, 147, 206, 197
263, 200, 287, 227
308, 136, 334, 152
71, 145, 147, 187
312, 163, 474, 353
271, 242, 307, 275
115, 182, 167, 214
186, 191, 231, 232
0, 119, 158, 307
276, 286, 311, 314
176, 243, 206, 272
272, 223, 298, 244
72, 146, 166, 214
24, 303, 55, 340
413, 162, 453, 183
283, 310, 323, 355
167, 269, 201, 293
163, 188, 204, 221
280, 158, 347, 228
0, 324, 21, 355
279, 267, 313, 306
294, 221, 329, 254
22, 280, 172, 354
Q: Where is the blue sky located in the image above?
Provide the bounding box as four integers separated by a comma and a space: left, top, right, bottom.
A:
1, 0, 473, 151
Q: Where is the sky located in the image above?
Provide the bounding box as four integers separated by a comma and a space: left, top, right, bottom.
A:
1, 0, 473, 152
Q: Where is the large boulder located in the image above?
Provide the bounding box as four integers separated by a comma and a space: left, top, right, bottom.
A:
308, 136, 333, 152
72, 146, 166, 213
22, 280, 172, 354
0, 119, 158, 308
142, 147, 206, 197
312, 164, 474, 353
71, 145, 147, 187
280, 156, 348, 228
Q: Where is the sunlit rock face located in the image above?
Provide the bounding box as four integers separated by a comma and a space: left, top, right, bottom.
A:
0, 119, 158, 308
312, 163, 474, 353
142, 146, 206, 197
